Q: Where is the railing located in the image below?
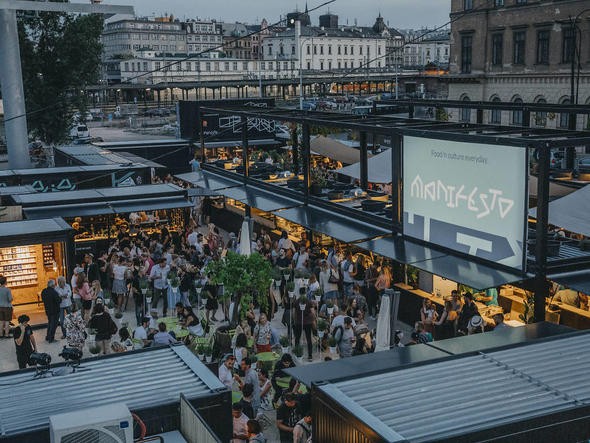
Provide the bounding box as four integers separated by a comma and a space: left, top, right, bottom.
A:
179, 394, 221, 443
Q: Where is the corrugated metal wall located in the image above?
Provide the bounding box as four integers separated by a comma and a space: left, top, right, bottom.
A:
313, 386, 390, 443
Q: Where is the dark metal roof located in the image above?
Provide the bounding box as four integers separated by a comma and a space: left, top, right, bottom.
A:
220, 185, 302, 212
11, 184, 184, 207
548, 269, 590, 295
426, 322, 575, 356
285, 345, 450, 388
0, 185, 36, 196
356, 236, 447, 264
357, 235, 527, 290
175, 171, 243, 190
201, 105, 590, 148
0, 218, 72, 238
55, 145, 145, 166
0, 346, 225, 438
23, 196, 192, 220
273, 205, 389, 243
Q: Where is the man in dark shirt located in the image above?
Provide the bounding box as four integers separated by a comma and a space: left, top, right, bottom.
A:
276, 393, 302, 443
13, 314, 36, 369
457, 292, 479, 335
84, 253, 100, 284
41, 279, 61, 343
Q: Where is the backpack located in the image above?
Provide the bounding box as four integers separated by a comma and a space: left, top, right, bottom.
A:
333, 325, 344, 344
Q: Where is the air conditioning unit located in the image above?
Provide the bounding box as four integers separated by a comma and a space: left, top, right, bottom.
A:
50, 403, 133, 443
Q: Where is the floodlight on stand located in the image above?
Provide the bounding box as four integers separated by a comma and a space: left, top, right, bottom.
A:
29, 352, 52, 377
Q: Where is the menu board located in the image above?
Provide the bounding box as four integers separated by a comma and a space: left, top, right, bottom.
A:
42, 244, 55, 267
0, 246, 38, 287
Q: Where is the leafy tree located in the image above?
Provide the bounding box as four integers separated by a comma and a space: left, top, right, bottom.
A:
18, 5, 103, 143
206, 251, 272, 326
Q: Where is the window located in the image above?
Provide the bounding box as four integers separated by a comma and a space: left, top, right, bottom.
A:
344, 46, 347, 55
306, 45, 311, 55
268, 45, 273, 56
328, 45, 332, 55
224, 61, 229, 70
291, 45, 295, 55
320, 61, 324, 70
464, 0, 473, 10
490, 97, 502, 124
494, 0, 504, 6
534, 98, 547, 127
562, 27, 574, 63
512, 98, 524, 125
338, 46, 341, 55
461, 35, 473, 73
513, 31, 526, 64
492, 34, 503, 65
313, 45, 317, 55
559, 99, 571, 128
515, 0, 527, 4
536, 30, 550, 64
306, 62, 311, 70
460, 97, 471, 122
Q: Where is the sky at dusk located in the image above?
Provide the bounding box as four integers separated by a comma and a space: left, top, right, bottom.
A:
106, 0, 451, 30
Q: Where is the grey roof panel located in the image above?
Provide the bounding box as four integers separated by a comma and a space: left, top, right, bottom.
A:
324, 333, 590, 442
0, 346, 225, 437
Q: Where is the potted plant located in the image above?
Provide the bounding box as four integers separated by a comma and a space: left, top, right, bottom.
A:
114, 311, 123, 319
107, 300, 115, 315
279, 335, 290, 354
317, 319, 328, 339
294, 269, 311, 287
328, 336, 337, 354
310, 166, 330, 196
170, 275, 180, 293
286, 281, 295, 298
88, 328, 97, 343
281, 267, 291, 281
298, 296, 308, 312
292, 344, 303, 363
89, 343, 101, 355
326, 300, 334, 316
271, 267, 282, 287
312, 288, 322, 304
204, 345, 213, 363
406, 265, 419, 289
139, 278, 149, 295
519, 293, 535, 324
196, 344, 205, 360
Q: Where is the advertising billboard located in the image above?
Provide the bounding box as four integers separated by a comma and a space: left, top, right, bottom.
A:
403, 136, 527, 270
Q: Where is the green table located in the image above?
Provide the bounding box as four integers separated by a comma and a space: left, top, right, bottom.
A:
232, 391, 243, 403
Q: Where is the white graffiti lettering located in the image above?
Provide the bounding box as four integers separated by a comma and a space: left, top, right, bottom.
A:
409, 174, 515, 219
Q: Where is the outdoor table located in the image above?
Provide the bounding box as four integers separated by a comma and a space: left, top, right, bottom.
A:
256, 351, 280, 372
159, 316, 189, 339
232, 391, 243, 403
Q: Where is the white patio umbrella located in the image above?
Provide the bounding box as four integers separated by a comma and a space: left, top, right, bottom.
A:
238, 216, 252, 256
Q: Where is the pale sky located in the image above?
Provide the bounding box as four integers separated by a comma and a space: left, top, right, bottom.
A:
107, 0, 451, 30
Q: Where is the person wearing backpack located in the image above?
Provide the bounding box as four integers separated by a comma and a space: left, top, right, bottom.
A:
293, 413, 312, 443
333, 316, 354, 358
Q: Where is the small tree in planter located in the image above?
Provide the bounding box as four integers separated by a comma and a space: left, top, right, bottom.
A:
206, 251, 272, 327
279, 335, 290, 353
88, 328, 97, 343
317, 319, 328, 339
406, 265, 419, 289
114, 311, 123, 319
292, 344, 303, 363
281, 267, 291, 281
89, 343, 101, 355
328, 336, 337, 354
196, 344, 205, 360
139, 278, 149, 294
326, 300, 335, 316
204, 345, 213, 363
271, 267, 282, 287
286, 281, 295, 299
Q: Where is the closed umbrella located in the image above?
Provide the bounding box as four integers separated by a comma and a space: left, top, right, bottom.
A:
239, 216, 251, 256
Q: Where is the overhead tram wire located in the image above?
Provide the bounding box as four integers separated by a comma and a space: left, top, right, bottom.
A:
314, 2, 491, 85
2, 0, 336, 125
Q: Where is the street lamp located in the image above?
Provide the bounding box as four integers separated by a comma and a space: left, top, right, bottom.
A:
569, 9, 590, 108
299, 36, 314, 110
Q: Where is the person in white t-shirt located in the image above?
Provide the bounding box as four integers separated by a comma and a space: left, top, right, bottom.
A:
293, 246, 309, 271
133, 316, 151, 348
187, 226, 199, 247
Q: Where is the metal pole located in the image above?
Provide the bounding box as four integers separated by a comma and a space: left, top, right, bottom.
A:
395, 52, 399, 100
534, 143, 550, 323
0, 9, 31, 169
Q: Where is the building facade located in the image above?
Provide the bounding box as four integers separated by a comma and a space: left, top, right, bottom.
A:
448, 0, 590, 129
261, 26, 387, 72
102, 17, 187, 59
403, 35, 450, 68
182, 19, 223, 55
